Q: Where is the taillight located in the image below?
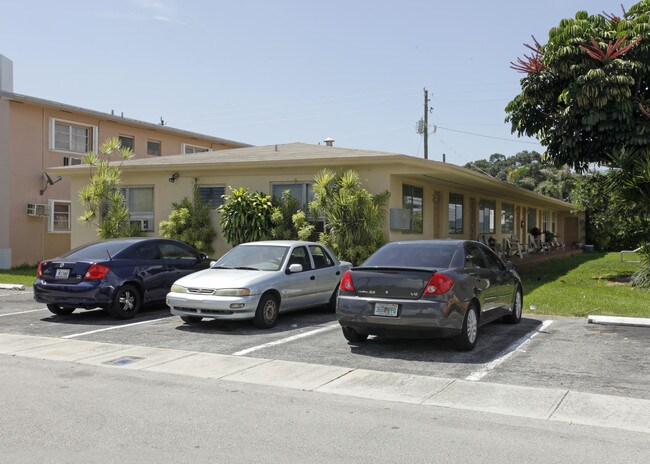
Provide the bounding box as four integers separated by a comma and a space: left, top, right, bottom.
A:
423, 273, 455, 295
339, 270, 356, 293
84, 264, 110, 280
37, 262, 44, 278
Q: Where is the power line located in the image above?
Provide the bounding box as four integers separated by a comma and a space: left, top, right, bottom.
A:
434, 125, 540, 145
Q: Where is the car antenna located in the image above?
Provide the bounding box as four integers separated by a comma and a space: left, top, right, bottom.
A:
106, 249, 113, 261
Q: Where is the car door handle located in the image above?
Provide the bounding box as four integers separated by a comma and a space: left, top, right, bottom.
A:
336, 271, 340, 275
310, 275, 315, 280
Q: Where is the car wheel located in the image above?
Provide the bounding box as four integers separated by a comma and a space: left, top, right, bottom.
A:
46, 304, 75, 316
253, 294, 279, 329
341, 326, 368, 343
327, 288, 338, 313
107, 284, 141, 319
453, 303, 479, 351
180, 315, 203, 324
503, 287, 523, 324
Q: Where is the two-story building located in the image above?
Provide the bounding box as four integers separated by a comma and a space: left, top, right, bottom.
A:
0, 54, 249, 268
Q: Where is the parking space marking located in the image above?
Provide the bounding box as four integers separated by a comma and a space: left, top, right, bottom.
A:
464, 319, 554, 382
232, 323, 340, 356
62, 317, 170, 339
0, 309, 49, 317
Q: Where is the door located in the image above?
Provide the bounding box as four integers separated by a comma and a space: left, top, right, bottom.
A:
564, 217, 579, 248
464, 244, 501, 314
307, 244, 341, 303
130, 242, 167, 303
282, 246, 316, 310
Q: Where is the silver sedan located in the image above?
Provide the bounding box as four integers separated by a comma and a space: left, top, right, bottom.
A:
167, 241, 351, 328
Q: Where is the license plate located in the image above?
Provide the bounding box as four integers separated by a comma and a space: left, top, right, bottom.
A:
55, 269, 70, 279
374, 302, 398, 317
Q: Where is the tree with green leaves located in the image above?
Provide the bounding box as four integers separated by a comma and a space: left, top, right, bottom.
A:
218, 187, 275, 246
159, 179, 217, 254
309, 169, 389, 266
78, 137, 141, 239
465, 150, 577, 201
270, 189, 301, 240
506, 2, 650, 172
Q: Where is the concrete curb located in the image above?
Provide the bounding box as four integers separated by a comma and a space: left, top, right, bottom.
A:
0, 283, 25, 291
588, 315, 650, 328
1, 332, 648, 434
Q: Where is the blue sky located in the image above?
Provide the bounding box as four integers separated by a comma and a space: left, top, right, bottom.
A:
0, 0, 635, 165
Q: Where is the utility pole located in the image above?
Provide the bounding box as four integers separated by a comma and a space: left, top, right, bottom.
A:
423, 88, 429, 160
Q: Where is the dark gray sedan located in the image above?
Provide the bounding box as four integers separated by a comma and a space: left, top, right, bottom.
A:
336, 240, 523, 351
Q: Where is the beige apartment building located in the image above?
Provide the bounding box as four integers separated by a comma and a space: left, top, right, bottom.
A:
50, 142, 584, 260
0, 54, 249, 268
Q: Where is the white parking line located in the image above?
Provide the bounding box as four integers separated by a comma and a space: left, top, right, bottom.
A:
465, 319, 554, 382
232, 323, 340, 356
0, 308, 49, 317
62, 317, 170, 339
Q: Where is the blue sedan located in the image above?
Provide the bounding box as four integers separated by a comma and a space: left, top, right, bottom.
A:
33, 238, 210, 319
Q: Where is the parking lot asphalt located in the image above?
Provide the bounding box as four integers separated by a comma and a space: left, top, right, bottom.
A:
1, 287, 649, 433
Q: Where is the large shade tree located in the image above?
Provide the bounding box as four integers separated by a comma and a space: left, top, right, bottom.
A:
505, 2, 650, 172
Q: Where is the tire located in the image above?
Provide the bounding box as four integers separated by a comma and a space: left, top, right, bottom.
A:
253, 294, 279, 329
107, 284, 141, 319
327, 288, 338, 313
503, 287, 523, 324
46, 304, 75, 316
341, 326, 368, 343
180, 315, 203, 324
453, 303, 479, 351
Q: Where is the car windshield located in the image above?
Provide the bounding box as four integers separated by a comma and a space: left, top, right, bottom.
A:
215, 245, 289, 271
363, 243, 457, 269
61, 241, 134, 260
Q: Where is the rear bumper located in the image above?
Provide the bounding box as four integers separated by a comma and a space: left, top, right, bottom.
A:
336, 295, 466, 338
33, 279, 114, 309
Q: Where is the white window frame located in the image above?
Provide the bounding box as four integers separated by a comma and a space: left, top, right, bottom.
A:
121, 186, 155, 231
271, 182, 314, 210
478, 199, 496, 234
147, 140, 161, 156
49, 118, 98, 154
182, 143, 209, 154
48, 200, 71, 233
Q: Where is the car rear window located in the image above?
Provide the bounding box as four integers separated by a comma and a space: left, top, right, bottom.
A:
62, 241, 133, 260
363, 243, 457, 268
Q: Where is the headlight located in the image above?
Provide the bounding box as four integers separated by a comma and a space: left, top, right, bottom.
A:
170, 284, 186, 293
214, 288, 251, 296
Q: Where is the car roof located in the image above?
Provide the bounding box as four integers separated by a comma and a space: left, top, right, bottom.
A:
387, 240, 467, 246
239, 240, 320, 247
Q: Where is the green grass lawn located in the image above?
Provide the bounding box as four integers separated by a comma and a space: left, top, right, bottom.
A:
1, 254, 648, 318
0, 265, 37, 288
519, 252, 649, 318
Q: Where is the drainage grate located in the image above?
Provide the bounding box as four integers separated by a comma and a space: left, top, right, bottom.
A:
103, 356, 145, 366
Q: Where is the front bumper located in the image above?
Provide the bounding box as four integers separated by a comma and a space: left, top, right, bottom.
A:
167, 292, 262, 320
336, 295, 466, 338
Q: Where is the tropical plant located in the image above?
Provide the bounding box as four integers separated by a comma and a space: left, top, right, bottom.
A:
309, 169, 389, 266
159, 179, 217, 254
630, 242, 650, 287
218, 187, 274, 246
506, 2, 650, 172
78, 137, 142, 239
465, 150, 577, 200
270, 189, 301, 240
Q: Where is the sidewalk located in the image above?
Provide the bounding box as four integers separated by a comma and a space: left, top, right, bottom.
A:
1, 332, 648, 434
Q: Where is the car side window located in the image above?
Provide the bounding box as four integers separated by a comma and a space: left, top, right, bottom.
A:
287, 246, 312, 271
309, 245, 334, 269
465, 245, 487, 269
160, 243, 196, 261
132, 243, 162, 260
481, 245, 504, 271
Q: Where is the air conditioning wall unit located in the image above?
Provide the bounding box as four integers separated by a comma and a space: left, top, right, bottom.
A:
26, 203, 48, 217
389, 208, 411, 230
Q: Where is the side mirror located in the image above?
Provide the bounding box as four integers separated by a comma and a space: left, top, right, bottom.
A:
199, 253, 208, 261
209, 260, 218, 268
288, 263, 303, 274
505, 261, 516, 272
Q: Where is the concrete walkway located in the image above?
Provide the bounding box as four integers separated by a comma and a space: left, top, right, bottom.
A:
1, 332, 648, 434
